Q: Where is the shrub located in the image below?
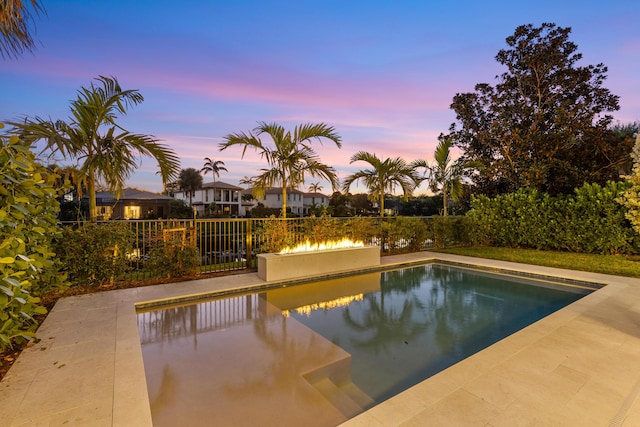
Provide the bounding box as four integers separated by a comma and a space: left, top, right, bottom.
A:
467, 183, 639, 254
431, 216, 472, 249
168, 199, 195, 219
379, 217, 429, 253
617, 135, 640, 237
0, 129, 67, 350
144, 240, 200, 279
55, 222, 135, 286
257, 217, 296, 253
343, 217, 379, 244
300, 216, 342, 243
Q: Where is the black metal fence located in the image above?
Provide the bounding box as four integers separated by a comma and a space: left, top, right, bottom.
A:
64, 216, 438, 281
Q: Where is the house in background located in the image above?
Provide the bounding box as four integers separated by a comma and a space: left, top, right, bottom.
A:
95, 188, 175, 220
173, 181, 243, 217
245, 187, 330, 217
303, 191, 330, 216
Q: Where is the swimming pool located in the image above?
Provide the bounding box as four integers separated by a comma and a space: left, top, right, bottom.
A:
137, 263, 594, 426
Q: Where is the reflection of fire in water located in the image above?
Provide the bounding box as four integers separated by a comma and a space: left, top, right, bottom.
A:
282, 294, 364, 317
279, 238, 364, 254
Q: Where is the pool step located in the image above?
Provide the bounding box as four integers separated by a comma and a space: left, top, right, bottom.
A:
311, 377, 375, 418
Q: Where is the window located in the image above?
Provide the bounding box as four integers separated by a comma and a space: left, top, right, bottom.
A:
124, 205, 141, 220
97, 205, 113, 220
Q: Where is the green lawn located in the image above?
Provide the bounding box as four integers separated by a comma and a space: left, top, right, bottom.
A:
433, 247, 640, 278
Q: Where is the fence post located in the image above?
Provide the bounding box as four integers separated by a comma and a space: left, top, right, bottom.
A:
245, 219, 253, 268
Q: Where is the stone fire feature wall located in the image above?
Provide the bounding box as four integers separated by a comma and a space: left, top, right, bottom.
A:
257, 246, 380, 282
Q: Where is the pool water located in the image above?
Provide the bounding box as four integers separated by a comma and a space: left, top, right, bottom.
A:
137, 263, 592, 427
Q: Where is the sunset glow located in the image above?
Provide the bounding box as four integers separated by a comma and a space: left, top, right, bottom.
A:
2, 1, 638, 194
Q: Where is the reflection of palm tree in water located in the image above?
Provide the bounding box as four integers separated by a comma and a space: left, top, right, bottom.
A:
343, 266, 434, 352
430, 266, 501, 355
157, 305, 199, 350
149, 365, 178, 415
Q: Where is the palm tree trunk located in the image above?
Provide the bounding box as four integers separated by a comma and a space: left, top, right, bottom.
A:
281, 186, 287, 218
87, 172, 97, 222
443, 188, 448, 216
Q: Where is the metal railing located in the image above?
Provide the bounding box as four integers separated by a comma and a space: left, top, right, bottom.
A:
63, 216, 439, 281
138, 293, 263, 345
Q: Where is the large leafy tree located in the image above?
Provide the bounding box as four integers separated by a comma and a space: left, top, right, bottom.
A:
414, 137, 466, 216
449, 23, 622, 195
220, 121, 342, 218
8, 76, 180, 221
0, 0, 44, 59
200, 156, 227, 184
342, 152, 421, 217
178, 168, 203, 207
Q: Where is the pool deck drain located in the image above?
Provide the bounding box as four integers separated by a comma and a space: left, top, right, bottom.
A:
2, 252, 640, 426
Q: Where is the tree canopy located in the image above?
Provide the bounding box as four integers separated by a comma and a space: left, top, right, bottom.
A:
179, 168, 203, 206
342, 152, 421, 216
220, 121, 342, 218
449, 23, 624, 195
0, 0, 45, 59
200, 157, 227, 183
414, 136, 466, 216
8, 76, 180, 221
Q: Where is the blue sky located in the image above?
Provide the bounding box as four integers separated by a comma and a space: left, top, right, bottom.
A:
2, 0, 639, 193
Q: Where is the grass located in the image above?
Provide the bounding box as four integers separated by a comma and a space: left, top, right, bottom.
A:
434, 246, 640, 278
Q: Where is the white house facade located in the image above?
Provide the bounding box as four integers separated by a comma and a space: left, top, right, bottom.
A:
173, 181, 243, 217
244, 188, 330, 217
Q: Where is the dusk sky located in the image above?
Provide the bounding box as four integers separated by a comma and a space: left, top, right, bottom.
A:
2, 0, 639, 194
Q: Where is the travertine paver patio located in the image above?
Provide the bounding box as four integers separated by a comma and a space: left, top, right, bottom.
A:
1, 252, 640, 426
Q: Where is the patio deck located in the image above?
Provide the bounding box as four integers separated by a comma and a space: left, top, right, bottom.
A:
1, 252, 639, 426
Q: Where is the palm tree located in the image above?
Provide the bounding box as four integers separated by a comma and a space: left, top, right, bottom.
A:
201, 156, 227, 205
201, 157, 228, 184
308, 182, 323, 193
342, 152, 421, 217
1, 0, 45, 59
415, 137, 465, 216
219, 121, 342, 218
8, 76, 180, 221
239, 175, 253, 188
179, 168, 203, 206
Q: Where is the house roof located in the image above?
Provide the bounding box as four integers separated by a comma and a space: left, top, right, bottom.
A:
201, 181, 243, 190
261, 187, 327, 197
95, 188, 174, 203
264, 187, 304, 195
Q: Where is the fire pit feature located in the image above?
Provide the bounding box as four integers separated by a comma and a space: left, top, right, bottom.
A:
257, 240, 380, 281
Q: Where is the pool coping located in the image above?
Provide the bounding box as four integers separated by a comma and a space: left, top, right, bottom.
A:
1, 251, 640, 426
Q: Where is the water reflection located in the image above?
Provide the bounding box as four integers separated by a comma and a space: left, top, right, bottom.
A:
138, 264, 588, 426
343, 267, 434, 353
221, 314, 342, 404
289, 264, 587, 402
138, 292, 352, 427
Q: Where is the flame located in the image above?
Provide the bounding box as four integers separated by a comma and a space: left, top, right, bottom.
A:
279, 238, 364, 254
281, 294, 364, 317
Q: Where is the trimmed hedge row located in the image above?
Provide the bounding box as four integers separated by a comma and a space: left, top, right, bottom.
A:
466, 182, 639, 255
